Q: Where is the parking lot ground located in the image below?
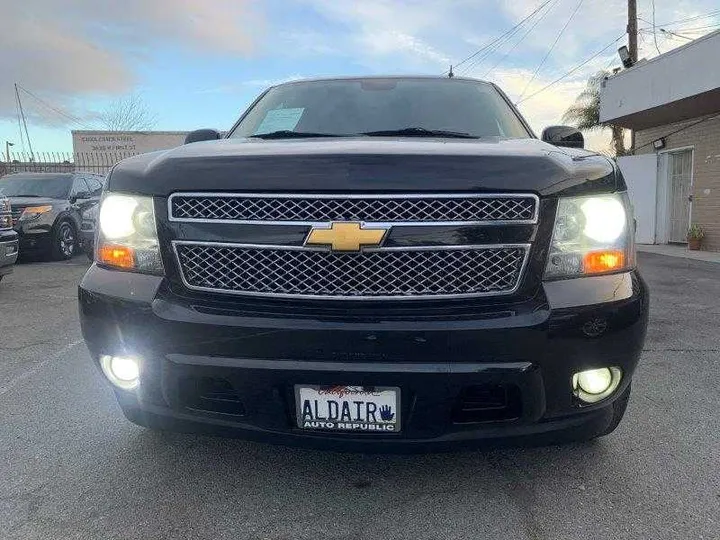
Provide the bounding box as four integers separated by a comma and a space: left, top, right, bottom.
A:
1, 253, 719, 540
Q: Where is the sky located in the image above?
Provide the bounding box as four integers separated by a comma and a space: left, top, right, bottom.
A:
1, 0, 719, 156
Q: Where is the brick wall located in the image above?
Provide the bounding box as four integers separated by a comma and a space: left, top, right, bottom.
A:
636, 114, 720, 251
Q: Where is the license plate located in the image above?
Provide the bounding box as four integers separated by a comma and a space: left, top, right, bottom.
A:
295, 385, 401, 432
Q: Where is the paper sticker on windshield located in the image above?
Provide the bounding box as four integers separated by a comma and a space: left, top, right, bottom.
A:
254, 108, 304, 135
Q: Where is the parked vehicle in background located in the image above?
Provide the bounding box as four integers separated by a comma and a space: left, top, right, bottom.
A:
80, 204, 99, 261
0, 195, 19, 282
0, 172, 104, 260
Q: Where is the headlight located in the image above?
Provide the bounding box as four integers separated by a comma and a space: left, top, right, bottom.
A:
97, 193, 164, 275
544, 192, 634, 279
20, 205, 53, 220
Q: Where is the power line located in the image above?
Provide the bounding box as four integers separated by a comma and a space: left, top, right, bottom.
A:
659, 28, 693, 41
640, 23, 720, 36
450, 0, 555, 73
483, 0, 560, 77
516, 34, 625, 105
15, 83, 34, 159
655, 9, 720, 28
14, 90, 26, 155
460, 23, 527, 75
16, 84, 90, 128
670, 23, 720, 32
460, 21, 531, 75
633, 112, 720, 153
517, 0, 585, 101
651, 0, 662, 55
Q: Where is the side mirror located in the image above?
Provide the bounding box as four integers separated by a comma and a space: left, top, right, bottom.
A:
541, 126, 584, 149
68, 195, 78, 204
185, 129, 221, 144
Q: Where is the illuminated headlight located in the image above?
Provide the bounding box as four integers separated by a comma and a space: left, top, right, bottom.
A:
20, 205, 53, 221
572, 367, 622, 403
545, 193, 635, 279
100, 355, 140, 390
97, 193, 163, 274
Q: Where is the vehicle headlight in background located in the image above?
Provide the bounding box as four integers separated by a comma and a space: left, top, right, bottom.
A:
20, 205, 53, 221
544, 192, 634, 279
97, 193, 164, 274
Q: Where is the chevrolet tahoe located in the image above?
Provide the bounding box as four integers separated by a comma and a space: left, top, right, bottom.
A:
78, 76, 648, 451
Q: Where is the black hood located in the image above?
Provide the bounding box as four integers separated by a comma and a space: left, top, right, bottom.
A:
107, 137, 619, 198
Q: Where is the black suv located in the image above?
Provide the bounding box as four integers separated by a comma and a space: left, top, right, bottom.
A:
0, 172, 104, 260
79, 76, 648, 451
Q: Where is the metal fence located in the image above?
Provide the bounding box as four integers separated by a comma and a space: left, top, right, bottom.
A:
0, 151, 140, 177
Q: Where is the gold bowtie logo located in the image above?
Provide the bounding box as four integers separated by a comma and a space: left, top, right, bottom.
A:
305, 222, 389, 252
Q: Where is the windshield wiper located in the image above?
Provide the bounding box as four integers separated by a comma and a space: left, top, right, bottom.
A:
248, 130, 348, 139
8, 194, 41, 197
361, 127, 478, 139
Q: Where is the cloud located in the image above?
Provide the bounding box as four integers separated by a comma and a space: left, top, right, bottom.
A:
0, 0, 260, 124
306, 0, 454, 68
196, 75, 306, 94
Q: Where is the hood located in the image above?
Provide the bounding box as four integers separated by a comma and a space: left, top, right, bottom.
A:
7, 196, 60, 208
107, 137, 619, 198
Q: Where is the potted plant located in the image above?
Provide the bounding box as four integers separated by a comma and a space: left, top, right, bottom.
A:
687, 224, 705, 250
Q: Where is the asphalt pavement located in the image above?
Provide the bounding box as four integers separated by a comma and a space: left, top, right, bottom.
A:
1, 253, 718, 540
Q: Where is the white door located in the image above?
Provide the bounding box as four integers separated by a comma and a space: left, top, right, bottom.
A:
667, 149, 694, 243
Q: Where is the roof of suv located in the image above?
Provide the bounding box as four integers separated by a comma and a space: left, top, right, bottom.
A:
270, 75, 492, 87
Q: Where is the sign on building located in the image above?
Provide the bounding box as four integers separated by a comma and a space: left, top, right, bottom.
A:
72, 130, 188, 156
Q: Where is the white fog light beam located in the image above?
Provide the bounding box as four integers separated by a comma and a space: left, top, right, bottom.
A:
100, 355, 140, 390
572, 367, 622, 404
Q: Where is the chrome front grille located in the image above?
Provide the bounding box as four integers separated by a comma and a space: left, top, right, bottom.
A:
169, 193, 538, 224
174, 242, 529, 299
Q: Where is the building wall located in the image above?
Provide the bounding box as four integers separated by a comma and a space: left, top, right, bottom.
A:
635, 114, 720, 251
599, 31, 720, 126
72, 131, 188, 155
617, 155, 658, 244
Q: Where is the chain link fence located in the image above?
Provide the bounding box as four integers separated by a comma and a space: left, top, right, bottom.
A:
0, 151, 140, 177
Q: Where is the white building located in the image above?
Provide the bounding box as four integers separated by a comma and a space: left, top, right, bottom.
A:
600, 30, 720, 251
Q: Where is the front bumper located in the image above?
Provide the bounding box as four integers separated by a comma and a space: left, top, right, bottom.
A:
79, 266, 648, 450
0, 230, 19, 275
14, 223, 53, 253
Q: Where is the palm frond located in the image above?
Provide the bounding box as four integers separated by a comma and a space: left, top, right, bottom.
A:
562, 71, 626, 155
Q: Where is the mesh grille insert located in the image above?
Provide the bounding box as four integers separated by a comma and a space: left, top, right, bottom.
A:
170, 194, 537, 223
175, 243, 527, 298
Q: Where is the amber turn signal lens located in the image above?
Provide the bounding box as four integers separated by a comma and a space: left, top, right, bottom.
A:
583, 250, 625, 274
98, 244, 135, 270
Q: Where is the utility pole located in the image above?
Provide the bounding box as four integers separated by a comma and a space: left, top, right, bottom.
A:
628, 0, 638, 153
5, 141, 13, 163
627, 0, 638, 64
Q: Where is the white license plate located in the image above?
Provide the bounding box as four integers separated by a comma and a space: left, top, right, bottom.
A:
295, 385, 401, 432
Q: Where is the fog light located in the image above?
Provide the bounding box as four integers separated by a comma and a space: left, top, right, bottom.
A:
100, 355, 140, 390
572, 367, 622, 404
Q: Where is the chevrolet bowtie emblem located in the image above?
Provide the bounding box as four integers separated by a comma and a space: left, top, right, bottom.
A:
305, 222, 389, 252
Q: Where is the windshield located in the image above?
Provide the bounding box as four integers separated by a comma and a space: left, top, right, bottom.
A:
0, 175, 72, 198
229, 78, 531, 139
